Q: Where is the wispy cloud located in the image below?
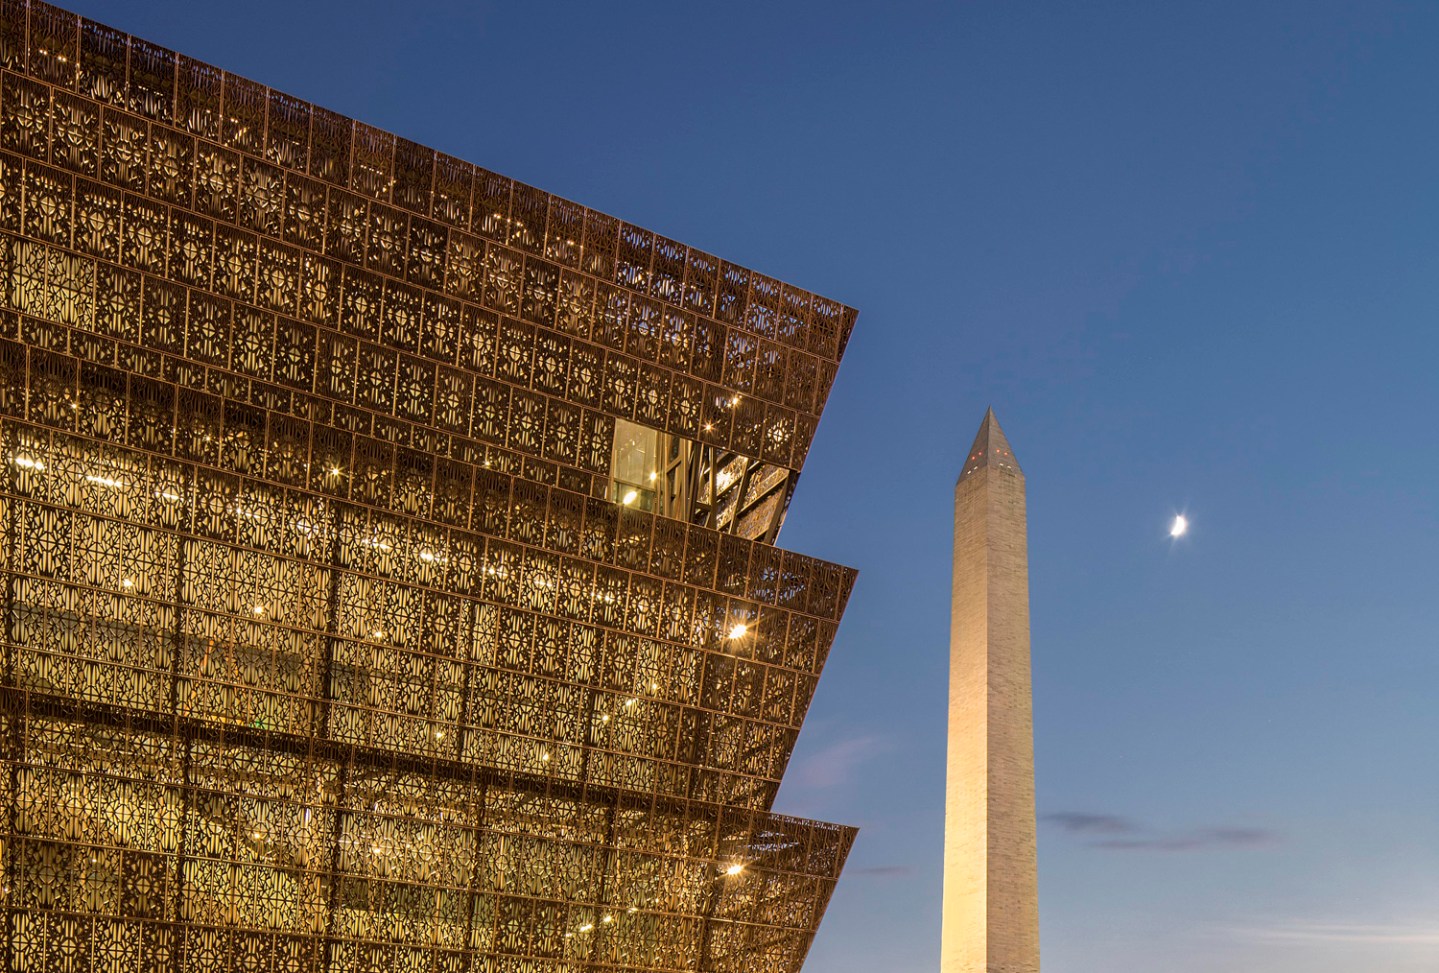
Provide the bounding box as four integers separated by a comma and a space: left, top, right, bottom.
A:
1228, 921, 1439, 945
791, 735, 890, 789
1094, 827, 1279, 852
851, 865, 913, 878
1044, 812, 1279, 852
1043, 812, 1137, 835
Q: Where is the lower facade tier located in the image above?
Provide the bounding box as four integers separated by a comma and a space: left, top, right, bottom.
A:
0, 688, 854, 972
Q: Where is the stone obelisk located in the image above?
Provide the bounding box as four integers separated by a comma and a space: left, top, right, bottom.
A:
942, 408, 1039, 973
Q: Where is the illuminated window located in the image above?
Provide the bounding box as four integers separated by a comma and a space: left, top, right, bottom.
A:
606, 418, 792, 541
611, 419, 660, 511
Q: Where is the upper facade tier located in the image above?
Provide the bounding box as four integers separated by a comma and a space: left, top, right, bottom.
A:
0, 0, 861, 816
0, 1, 857, 479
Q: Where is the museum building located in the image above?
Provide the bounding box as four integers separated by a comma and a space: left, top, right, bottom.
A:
0, 3, 860, 970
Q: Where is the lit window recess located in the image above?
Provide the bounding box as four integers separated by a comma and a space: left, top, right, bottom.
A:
610, 419, 660, 512
605, 417, 796, 543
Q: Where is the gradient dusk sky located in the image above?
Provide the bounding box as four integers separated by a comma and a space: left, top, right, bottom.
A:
64, 2, 1439, 970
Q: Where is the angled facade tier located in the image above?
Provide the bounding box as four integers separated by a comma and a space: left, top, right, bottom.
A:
0, 3, 860, 971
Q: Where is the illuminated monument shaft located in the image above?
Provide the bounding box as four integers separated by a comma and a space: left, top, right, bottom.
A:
943, 409, 1039, 973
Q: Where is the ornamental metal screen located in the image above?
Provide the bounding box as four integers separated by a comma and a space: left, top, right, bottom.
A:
0, 3, 860, 971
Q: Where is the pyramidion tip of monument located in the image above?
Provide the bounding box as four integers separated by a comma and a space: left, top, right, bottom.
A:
958, 406, 1023, 482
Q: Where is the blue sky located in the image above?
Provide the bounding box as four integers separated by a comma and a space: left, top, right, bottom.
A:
75, 2, 1439, 969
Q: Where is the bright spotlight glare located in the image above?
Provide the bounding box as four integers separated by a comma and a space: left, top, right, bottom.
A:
1169, 514, 1189, 538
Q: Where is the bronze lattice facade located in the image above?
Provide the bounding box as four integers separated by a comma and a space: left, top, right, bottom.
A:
0, 2, 861, 971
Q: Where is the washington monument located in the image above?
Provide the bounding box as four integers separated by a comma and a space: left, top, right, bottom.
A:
942, 409, 1040, 973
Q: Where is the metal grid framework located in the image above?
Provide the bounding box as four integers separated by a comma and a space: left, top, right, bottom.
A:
0, 3, 860, 971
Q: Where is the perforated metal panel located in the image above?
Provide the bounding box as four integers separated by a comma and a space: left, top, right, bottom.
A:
0, 3, 860, 970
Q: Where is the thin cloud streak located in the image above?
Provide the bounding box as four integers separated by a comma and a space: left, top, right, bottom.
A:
1044, 812, 1280, 852
1094, 827, 1279, 852
1228, 921, 1439, 945
1043, 812, 1137, 835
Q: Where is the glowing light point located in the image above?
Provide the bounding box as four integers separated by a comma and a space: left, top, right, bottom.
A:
727, 622, 749, 640
723, 863, 745, 876
1169, 514, 1189, 538
621, 489, 638, 506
